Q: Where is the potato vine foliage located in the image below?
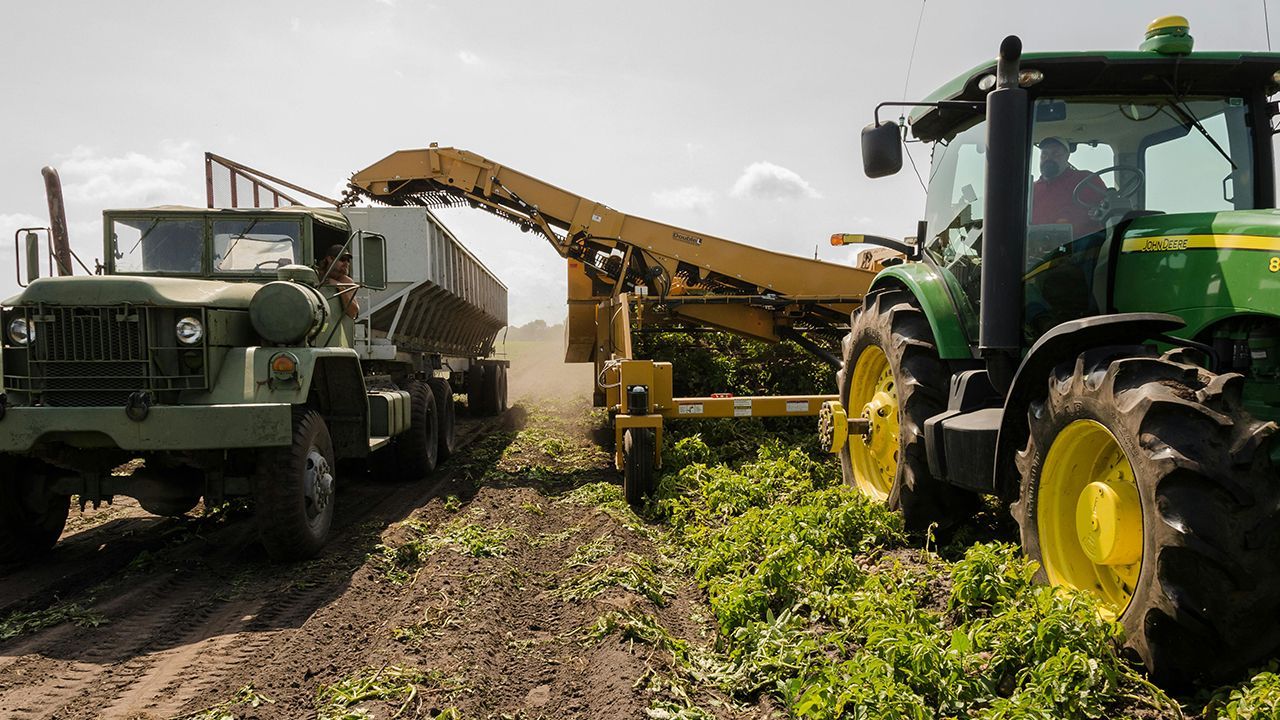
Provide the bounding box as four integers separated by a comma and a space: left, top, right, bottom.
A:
633, 332, 1280, 719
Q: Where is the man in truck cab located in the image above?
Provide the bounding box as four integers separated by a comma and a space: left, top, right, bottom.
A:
318, 244, 360, 319
1030, 136, 1107, 239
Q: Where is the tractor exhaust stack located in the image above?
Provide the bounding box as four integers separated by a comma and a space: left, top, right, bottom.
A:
41, 166, 74, 277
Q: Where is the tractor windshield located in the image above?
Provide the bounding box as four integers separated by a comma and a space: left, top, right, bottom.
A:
1023, 95, 1255, 334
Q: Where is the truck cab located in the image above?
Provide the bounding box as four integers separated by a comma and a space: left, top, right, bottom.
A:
1, 200, 507, 562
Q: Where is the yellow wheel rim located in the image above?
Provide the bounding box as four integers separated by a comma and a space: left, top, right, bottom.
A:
1037, 419, 1143, 619
847, 345, 899, 501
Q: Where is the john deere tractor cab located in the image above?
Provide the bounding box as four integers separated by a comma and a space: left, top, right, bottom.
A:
822, 17, 1280, 683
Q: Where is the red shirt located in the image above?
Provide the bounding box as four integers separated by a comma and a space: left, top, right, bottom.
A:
1031, 168, 1106, 238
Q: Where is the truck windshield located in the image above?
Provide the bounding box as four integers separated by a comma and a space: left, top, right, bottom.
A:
110, 216, 303, 276
112, 217, 204, 274
212, 219, 302, 274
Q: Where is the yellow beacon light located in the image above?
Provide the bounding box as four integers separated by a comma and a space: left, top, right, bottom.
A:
1141, 15, 1193, 55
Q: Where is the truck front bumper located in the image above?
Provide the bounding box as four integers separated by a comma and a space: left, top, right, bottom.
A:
0, 403, 293, 453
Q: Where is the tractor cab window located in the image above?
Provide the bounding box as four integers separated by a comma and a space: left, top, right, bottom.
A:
212, 219, 302, 275
111, 217, 204, 274
923, 119, 987, 323
1024, 95, 1256, 335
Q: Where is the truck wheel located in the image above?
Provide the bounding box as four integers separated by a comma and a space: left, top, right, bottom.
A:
480, 363, 503, 416
0, 458, 70, 562
395, 380, 439, 479
467, 364, 489, 416
427, 377, 456, 461
496, 364, 509, 414
837, 288, 975, 532
253, 410, 336, 562
622, 427, 656, 507
1012, 350, 1280, 684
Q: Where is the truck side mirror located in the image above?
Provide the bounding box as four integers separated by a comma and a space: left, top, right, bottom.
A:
359, 232, 387, 290
25, 232, 41, 283
861, 121, 903, 178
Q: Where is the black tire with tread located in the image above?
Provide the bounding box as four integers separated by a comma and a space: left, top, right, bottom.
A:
253, 410, 336, 562
0, 457, 70, 562
1012, 349, 1280, 684
467, 364, 489, 417
622, 427, 656, 507
395, 380, 439, 480
837, 287, 976, 532
427, 377, 456, 461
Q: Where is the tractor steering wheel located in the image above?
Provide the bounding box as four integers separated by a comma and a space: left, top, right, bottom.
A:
1072, 165, 1145, 221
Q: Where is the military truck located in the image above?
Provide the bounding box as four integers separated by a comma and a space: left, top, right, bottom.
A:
821, 16, 1280, 683
0, 193, 508, 561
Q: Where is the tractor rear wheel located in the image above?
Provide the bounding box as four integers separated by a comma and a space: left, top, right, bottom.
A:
622, 427, 656, 507
0, 457, 69, 562
837, 288, 975, 532
1013, 350, 1280, 684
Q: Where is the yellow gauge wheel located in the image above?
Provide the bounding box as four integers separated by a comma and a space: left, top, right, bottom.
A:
1037, 419, 1143, 618
847, 345, 899, 501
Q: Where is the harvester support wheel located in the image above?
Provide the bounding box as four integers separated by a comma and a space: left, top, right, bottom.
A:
253, 409, 336, 561
1012, 349, 1280, 684
622, 427, 656, 507
395, 380, 440, 479
427, 377, 456, 461
837, 287, 975, 532
0, 457, 70, 562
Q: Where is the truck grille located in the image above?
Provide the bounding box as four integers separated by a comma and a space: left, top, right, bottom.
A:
4, 304, 208, 407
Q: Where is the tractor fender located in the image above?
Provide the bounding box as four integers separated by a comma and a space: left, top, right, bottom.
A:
991, 312, 1185, 500
871, 264, 974, 360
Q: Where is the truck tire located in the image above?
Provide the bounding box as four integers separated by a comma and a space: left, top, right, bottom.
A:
427, 377, 456, 461
1012, 350, 1280, 684
467, 364, 489, 416
480, 362, 503, 416
0, 457, 70, 562
496, 364, 509, 414
394, 380, 439, 479
837, 287, 975, 532
253, 410, 336, 562
622, 427, 656, 507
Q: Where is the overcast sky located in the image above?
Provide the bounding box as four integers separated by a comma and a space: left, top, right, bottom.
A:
1, 1, 1274, 325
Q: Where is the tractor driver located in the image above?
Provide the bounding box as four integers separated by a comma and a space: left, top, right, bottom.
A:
1030, 136, 1107, 239
318, 244, 360, 319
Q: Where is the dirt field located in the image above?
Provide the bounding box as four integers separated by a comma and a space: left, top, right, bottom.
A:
0, 341, 768, 719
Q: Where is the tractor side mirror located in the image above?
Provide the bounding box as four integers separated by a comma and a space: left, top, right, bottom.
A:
861, 121, 903, 178
25, 232, 41, 284
358, 231, 387, 290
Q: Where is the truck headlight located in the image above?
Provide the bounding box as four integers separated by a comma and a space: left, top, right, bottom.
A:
175, 316, 204, 345
7, 317, 32, 346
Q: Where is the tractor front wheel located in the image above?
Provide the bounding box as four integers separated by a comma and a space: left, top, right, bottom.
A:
1013, 350, 1280, 684
837, 288, 975, 532
0, 457, 69, 562
253, 410, 337, 561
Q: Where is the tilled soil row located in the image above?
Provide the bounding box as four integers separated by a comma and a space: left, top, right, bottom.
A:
0, 396, 773, 719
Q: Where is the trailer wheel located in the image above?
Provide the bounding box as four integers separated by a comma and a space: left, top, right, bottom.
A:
395, 380, 440, 479
837, 288, 975, 532
496, 364, 509, 414
622, 427, 656, 507
467, 364, 489, 416
0, 458, 70, 562
253, 410, 336, 561
479, 362, 504, 416
427, 377, 456, 461
1013, 350, 1280, 684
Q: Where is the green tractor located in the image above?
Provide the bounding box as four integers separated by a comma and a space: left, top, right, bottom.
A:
821, 16, 1280, 683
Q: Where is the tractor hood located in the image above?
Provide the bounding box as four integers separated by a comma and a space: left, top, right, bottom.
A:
1121, 209, 1280, 246
2, 275, 261, 309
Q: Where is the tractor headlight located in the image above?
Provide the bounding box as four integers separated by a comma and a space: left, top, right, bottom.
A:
175, 316, 204, 345
7, 317, 32, 346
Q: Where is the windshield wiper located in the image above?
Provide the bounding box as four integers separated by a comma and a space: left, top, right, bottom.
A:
1162, 99, 1238, 171
123, 218, 163, 257
216, 217, 264, 270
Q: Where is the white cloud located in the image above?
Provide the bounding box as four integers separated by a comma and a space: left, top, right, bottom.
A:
684, 142, 704, 156
457, 50, 481, 66
373, 0, 395, 6
730, 161, 822, 201
651, 186, 713, 213
290, 17, 302, 33
55, 140, 200, 208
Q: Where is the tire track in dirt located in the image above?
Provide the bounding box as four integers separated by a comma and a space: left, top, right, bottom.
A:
0, 415, 504, 720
